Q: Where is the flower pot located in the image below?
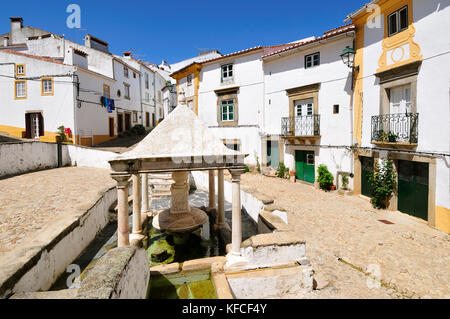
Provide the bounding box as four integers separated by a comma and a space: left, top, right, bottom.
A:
330, 185, 336, 191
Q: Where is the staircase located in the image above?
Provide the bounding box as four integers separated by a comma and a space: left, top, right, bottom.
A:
149, 173, 173, 199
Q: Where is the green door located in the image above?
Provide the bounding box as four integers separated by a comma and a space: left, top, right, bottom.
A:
295, 150, 315, 184
267, 140, 280, 169
398, 160, 429, 221
361, 156, 374, 198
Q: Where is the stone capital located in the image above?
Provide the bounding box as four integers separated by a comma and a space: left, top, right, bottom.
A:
228, 168, 245, 182
111, 174, 131, 188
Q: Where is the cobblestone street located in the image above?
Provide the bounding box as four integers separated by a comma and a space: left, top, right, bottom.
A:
236, 173, 450, 299
0, 168, 115, 261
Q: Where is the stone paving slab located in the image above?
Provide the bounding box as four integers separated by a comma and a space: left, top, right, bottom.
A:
238, 173, 450, 299
0, 167, 116, 261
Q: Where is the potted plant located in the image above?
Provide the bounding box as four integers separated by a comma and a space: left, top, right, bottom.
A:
368, 158, 397, 209
388, 131, 398, 143
342, 174, 349, 190
317, 165, 334, 191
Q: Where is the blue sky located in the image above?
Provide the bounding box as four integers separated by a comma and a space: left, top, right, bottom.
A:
1, 0, 365, 64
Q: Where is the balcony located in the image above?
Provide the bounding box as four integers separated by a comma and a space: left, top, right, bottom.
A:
371, 113, 419, 148
281, 115, 320, 144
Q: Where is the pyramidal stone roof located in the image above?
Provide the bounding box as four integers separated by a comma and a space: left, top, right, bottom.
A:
115, 105, 245, 162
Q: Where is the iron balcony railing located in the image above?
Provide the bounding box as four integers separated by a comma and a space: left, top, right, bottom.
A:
371, 113, 419, 144
281, 115, 320, 137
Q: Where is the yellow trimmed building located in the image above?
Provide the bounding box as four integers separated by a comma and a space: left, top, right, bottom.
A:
346, 0, 450, 233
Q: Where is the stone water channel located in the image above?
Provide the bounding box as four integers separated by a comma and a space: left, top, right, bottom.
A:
50, 189, 258, 298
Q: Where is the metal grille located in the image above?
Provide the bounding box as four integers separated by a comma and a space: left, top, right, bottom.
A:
281, 115, 320, 137
371, 113, 419, 143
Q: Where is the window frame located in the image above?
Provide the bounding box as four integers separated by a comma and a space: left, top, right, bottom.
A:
103, 84, 111, 99
387, 5, 409, 37
15, 64, 25, 77
124, 66, 129, 78
124, 83, 131, 100
305, 52, 320, 69
41, 77, 54, 96
221, 98, 235, 122
187, 74, 193, 86
145, 73, 149, 89
221, 64, 234, 83
133, 111, 138, 123
14, 80, 27, 99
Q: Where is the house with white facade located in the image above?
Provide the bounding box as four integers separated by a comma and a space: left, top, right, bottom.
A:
0, 17, 149, 146
262, 24, 356, 186
347, 0, 450, 233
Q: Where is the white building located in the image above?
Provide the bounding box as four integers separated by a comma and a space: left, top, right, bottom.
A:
347, 0, 450, 233
262, 24, 356, 185
0, 17, 155, 146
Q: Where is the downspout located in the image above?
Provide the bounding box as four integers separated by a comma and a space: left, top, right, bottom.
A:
139, 72, 143, 126
72, 72, 80, 145
153, 72, 157, 122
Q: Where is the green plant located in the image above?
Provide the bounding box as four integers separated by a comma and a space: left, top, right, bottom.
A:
278, 162, 288, 179
317, 165, 334, 191
244, 165, 250, 173
57, 126, 67, 142
131, 124, 146, 136
342, 174, 349, 190
368, 158, 397, 209
388, 132, 398, 143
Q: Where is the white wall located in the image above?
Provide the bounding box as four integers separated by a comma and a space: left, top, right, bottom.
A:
0, 51, 76, 136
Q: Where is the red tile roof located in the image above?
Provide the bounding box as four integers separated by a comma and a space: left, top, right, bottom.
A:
261, 24, 355, 59
0, 49, 66, 65
200, 46, 264, 65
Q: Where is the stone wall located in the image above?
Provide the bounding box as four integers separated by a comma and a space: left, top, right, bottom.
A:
0, 185, 116, 298
77, 247, 150, 299
0, 141, 117, 177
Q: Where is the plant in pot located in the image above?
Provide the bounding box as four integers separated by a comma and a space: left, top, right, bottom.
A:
368, 158, 397, 209
317, 164, 334, 191
388, 131, 398, 143
342, 174, 349, 190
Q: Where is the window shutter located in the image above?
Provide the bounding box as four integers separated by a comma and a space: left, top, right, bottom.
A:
38, 113, 44, 136
25, 113, 31, 139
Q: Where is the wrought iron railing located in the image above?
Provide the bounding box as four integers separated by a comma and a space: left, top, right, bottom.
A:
371, 113, 419, 144
281, 115, 320, 137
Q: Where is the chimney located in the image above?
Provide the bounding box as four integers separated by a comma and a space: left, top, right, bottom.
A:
123, 51, 132, 58
3, 36, 9, 47
10, 17, 23, 32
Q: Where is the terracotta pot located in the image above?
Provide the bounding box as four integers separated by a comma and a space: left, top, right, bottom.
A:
330, 185, 336, 191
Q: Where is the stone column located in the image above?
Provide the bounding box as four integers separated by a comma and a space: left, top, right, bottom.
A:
171, 171, 190, 214
217, 169, 225, 227
208, 170, 216, 211
132, 174, 142, 235
229, 169, 244, 256
113, 174, 131, 247
141, 173, 149, 214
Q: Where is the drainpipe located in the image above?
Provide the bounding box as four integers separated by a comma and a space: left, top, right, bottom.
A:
139, 72, 144, 126
72, 73, 80, 145
153, 72, 157, 122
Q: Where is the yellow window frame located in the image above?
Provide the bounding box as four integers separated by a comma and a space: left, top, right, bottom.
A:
103, 84, 111, 98
14, 80, 27, 99
41, 77, 54, 96
15, 64, 25, 77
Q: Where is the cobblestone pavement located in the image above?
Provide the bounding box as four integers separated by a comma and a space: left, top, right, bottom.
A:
0, 167, 115, 261
236, 173, 450, 299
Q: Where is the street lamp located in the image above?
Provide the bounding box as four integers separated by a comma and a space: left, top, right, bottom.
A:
340, 46, 359, 72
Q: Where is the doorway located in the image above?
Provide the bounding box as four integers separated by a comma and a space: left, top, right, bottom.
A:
108, 118, 115, 137
398, 160, 429, 221
117, 113, 124, 133
295, 150, 315, 184
25, 112, 43, 139
361, 156, 374, 198
267, 140, 279, 169
125, 113, 131, 131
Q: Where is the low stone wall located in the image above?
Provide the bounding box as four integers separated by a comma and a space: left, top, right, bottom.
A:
191, 171, 273, 223
0, 141, 117, 178
0, 185, 117, 299
77, 247, 150, 299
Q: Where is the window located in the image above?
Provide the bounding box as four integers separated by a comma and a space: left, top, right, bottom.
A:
124, 84, 130, 99
41, 77, 53, 95
221, 99, 235, 122
187, 74, 193, 86
15, 80, 26, 99
306, 154, 315, 165
307, 103, 313, 115
103, 84, 111, 98
221, 64, 233, 82
145, 73, 149, 89
133, 112, 138, 123
16, 64, 25, 76
305, 52, 320, 68
124, 66, 129, 78
145, 92, 150, 102
333, 104, 339, 114
133, 72, 137, 79
157, 91, 162, 103
389, 84, 411, 114
388, 6, 408, 36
